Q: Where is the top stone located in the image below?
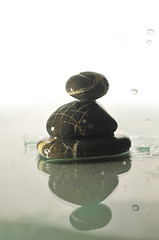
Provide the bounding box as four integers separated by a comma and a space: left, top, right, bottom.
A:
66, 72, 109, 101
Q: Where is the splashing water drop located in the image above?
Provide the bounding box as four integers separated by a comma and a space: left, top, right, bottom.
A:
131, 89, 138, 95
147, 29, 154, 35
132, 205, 139, 211
147, 40, 152, 45
137, 146, 150, 152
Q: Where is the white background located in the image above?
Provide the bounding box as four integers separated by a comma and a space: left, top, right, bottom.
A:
0, 0, 159, 108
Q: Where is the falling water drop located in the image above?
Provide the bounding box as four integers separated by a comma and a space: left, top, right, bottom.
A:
147, 29, 154, 35
131, 89, 138, 95
132, 205, 139, 211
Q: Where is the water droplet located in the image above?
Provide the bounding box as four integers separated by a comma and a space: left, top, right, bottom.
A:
82, 119, 87, 124
123, 161, 126, 165
53, 182, 56, 187
131, 89, 138, 95
101, 171, 105, 175
137, 146, 150, 152
23, 135, 41, 148
44, 148, 50, 158
146, 119, 149, 123
147, 40, 152, 45
132, 205, 139, 211
44, 149, 49, 154
147, 29, 154, 35
51, 126, 54, 131
87, 123, 94, 129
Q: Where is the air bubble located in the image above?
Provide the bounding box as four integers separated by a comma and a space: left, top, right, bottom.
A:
131, 89, 138, 95
132, 205, 139, 211
147, 29, 154, 35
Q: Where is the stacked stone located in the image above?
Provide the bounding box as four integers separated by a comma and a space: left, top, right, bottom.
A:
37, 72, 131, 159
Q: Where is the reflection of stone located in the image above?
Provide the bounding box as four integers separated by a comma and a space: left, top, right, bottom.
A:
38, 155, 131, 205
70, 204, 112, 231
38, 155, 131, 231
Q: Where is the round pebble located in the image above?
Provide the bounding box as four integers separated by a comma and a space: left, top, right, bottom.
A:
37, 135, 131, 159
66, 72, 109, 101
37, 71, 131, 160
46, 101, 117, 139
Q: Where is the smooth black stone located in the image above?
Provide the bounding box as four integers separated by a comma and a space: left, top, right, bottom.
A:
66, 72, 109, 101
46, 101, 117, 139
37, 135, 131, 159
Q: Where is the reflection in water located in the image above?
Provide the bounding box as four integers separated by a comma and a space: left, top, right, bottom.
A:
70, 204, 112, 231
37, 156, 131, 231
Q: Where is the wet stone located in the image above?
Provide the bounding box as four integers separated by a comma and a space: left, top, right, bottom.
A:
66, 72, 109, 101
37, 71, 131, 160
37, 135, 131, 159
46, 100, 117, 139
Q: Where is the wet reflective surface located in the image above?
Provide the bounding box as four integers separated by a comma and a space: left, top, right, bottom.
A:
1, 104, 159, 239
38, 155, 131, 232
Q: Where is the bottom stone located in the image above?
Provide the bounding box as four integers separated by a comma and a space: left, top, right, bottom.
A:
37, 135, 131, 160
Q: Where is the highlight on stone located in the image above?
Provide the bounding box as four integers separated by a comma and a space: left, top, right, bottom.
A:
66, 72, 109, 101
37, 71, 131, 160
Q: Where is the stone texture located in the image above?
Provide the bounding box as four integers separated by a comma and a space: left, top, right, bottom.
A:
66, 72, 109, 101
46, 100, 117, 139
37, 71, 131, 160
37, 135, 131, 159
